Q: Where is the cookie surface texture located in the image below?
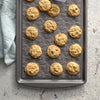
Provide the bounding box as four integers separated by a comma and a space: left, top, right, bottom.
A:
68, 25, 82, 38
50, 63, 63, 75
25, 62, 39, 76
29, 45, 42, 58
54, 33, 68, 46
26, 7, 39, 21
67, 4, 80, 17
25, 26, 38, 40
38, 0, 51, 12
47, 4, 60, 17
66, 62, 80, 75
69, 43, 82, 57
47, 45, 61, 58
44, 20, 57, 33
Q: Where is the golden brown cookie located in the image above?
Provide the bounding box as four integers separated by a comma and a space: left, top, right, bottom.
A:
69, 43, 82, 57
68, 25, 82, 38
29, 45, 42, 58
26, 0, 34, 2
54, 33, 68, 46
50, 63, 63, 76
44, 20, 57, 33
47, 4, 60, 17
26, 7, 39, 21
47, 45, 61, 58
25, 62, 39, 76
67, 4, 80, 17
25, 26, 38, 40
66, 62, 80, 75
38, 0, 51, 12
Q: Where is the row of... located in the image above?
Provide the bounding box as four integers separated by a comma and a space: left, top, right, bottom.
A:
25, 62, 80, 76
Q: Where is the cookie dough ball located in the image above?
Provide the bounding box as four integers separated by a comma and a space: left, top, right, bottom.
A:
69, 43, 82, 57
67, 4, 80, 17
44, 20, 57, 33
50, 63, 63, 76
66, 62, 80, 75
47, 4, 60, 17
47, 45, 61, 58
25, 62, 39, 76
25, 26, 38, 40
54, 33, 68, 46
29, 45, 42, 58
26, 7, 39, 21
26, 0, 34, 2
38, 0, 51, 12
68, 25, 82, 38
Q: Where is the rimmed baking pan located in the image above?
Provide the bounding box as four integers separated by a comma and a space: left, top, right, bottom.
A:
16, 0, 87, 88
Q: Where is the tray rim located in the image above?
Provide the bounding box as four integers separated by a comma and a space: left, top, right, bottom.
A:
16, 0, 87, 88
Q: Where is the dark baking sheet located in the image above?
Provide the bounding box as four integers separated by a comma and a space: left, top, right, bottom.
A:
16, 0, 87, 87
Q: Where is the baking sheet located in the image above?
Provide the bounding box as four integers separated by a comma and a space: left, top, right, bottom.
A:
21, 0, 84, 79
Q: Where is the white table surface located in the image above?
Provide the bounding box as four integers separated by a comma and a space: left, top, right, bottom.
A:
0, 0, 100, 100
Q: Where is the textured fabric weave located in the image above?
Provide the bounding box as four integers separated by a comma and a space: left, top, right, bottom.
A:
0, 0, 16, 65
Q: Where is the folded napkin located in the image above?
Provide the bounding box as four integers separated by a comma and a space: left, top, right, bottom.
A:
0, 0, 16, 66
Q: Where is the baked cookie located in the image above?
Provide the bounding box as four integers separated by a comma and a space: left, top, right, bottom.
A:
47, 4, 60, 17
66, 62, 80, 75
38, 0, 51, 12
29, 45, 42, 58
44, 20, 57, 33
54, 33, 68, 46
69, 43, 82, 57
47, 45, 61, 58
50, 63, 63, 76
25, 26, 38, 40
68, 25, 82, 38
67, 4, 80, 17
26, 0, 34, 2
25, 62, 39, 76
26, 7, 39, 21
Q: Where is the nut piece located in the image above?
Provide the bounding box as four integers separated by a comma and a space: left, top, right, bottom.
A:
44, 20, 57, 33
47, 4, 60, 17
26, 7, 39, 21
25, 26, 38, 40
29, 45, 42, 58
38, 0, 51, 12
54, 33, 68, 46
67, 4, 80, 17
47, 45, 61, 58
50, 63, 63, 76
68, 25, 82, 39
66, 62, 80, 75
69, 43, 82, 57
25, 62, 39, 76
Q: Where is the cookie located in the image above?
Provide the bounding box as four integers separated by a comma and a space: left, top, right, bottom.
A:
47, 4, 60, 17
25, 26, 38, 40
26, 7, 39, 21
67, 4, 80, 17
25, 62, 39, 76
38, 0, 51, 12
68, 25, 82, 39
26, 0, 34, 2
29, 45, 42, 58
54, 33, 68, 46
66, 62, 80, 75
47, 45, 61, 58
50, 63, 63, 76
44, 20, 57, 33
69, 43, 82, 57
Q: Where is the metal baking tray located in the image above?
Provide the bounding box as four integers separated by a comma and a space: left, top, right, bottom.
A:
16, 0, 87, 88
